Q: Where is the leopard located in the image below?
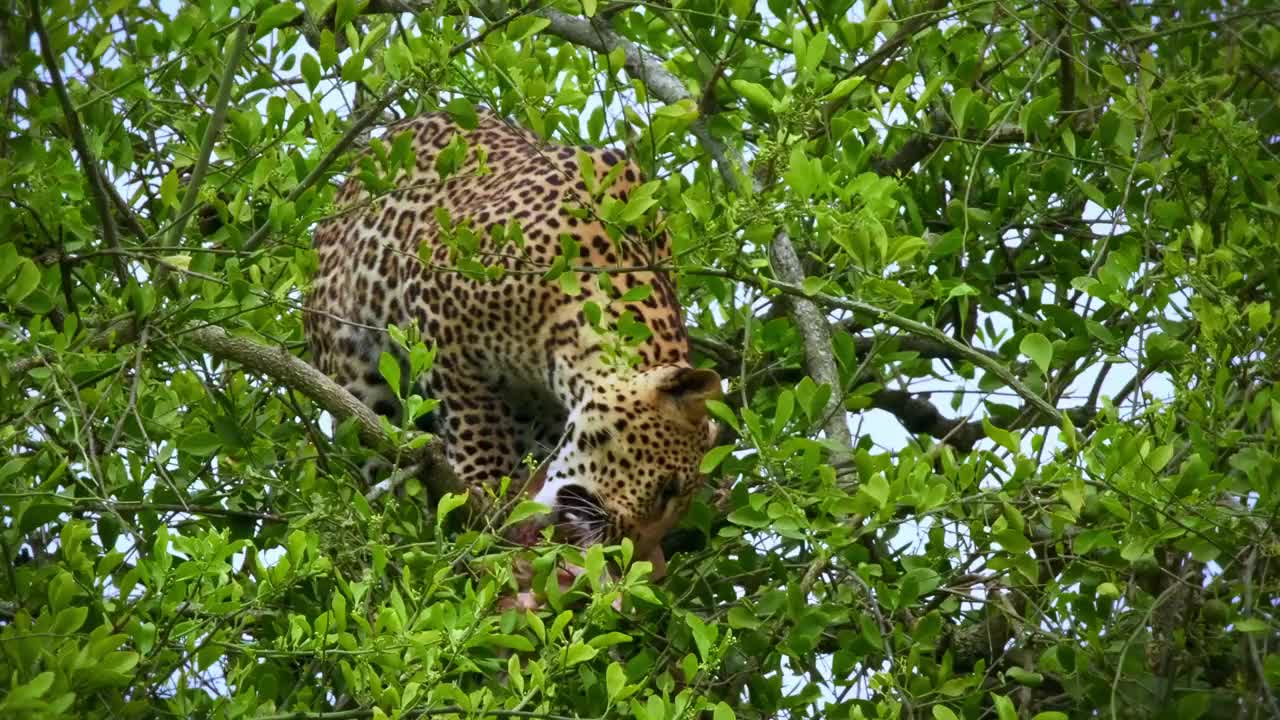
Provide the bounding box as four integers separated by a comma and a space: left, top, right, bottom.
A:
304, 107, 721, 579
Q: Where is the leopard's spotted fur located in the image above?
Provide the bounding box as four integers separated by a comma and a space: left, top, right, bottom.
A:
305, 108, 720, 564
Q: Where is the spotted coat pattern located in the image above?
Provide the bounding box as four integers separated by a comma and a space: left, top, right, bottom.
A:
305, 109, 720, 560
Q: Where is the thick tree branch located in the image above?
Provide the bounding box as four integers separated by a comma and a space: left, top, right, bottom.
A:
871, 109, 950, 176
687, 267, 1062, 420
9, 321, 463, 506
872, 117, 1030, 177
180, 324, 461, 499
693, 335, 1090, 453
870, 389, 1095, 452
766, 234, 854, 460
1054, 1, 1078, 113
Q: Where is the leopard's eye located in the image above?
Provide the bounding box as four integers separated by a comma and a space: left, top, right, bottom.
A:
659, 477, 681, 504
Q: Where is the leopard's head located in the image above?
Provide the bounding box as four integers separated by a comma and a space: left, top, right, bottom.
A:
518, 365, 722, 573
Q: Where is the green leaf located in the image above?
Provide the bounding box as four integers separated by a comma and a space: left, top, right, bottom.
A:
54, 605, 88, 635
575, 148, 597, 194
699, 445, 734, 473
288, 529, 306, 565
1020, 333, 1053, 374
730, 79, 777, 111
992, 693, 1017, 720
99, 650, 139, 675
506, 16, 550, 41
1007, 667, 1044, 687
255, 3, 302, 39
727, 606, 759, 629
655, 99, 699, 122
606, 661, 625, 701
7, 259, 40, 304
620, 284, 652, 302
301, 54, 321, 91
445, 97, 479, 130
802, 31, 828, 76
549, 610, 573, 642
1102, 62, 1127, 88
1145, 444, 1174, 473
714, 702, 736, 720
525, 609, 545, 644
180, 431, 222, 457
915, 75, 944, 113
160, 169, 179, 208
133, 622, 156, 655
801, 276, 827, 295
581, 0, 597, 16
334, 0, 358, 31
859, 474, 890, 509
824, 75, 864, 102
983, 418, 1019, 454
1233, 618, 1268, 634
685, 612, 715, 661
378, 352, 401, 398
784, 145, 816, 197
502, 500, 550, 529
727, 505, 769, 529
558, 270, 580, 297
484, 634, 535, 652
436, 492, 468, 524
564, 641, 598, 666
774, 390, 794, 431
705, 399, 740, 432
620, 181, 660, 224
1247, 301, 1270, 334
951, 89, 974, 131
932, 707, 959, 720
5, 671, 55, 707
588, 632, 632, 649
0, 243, 18, 282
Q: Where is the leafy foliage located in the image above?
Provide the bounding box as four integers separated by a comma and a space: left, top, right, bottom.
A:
3, 0, 1280, 718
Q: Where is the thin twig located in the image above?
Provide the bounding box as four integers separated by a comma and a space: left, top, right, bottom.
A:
256, 707, 586, 720
29, 0, 130, 287
241, 2, 540, 253
167, 23, 250, 246
704, 270, 1062, 420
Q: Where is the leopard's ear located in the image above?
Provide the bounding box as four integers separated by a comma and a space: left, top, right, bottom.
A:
656, 367, 722, 427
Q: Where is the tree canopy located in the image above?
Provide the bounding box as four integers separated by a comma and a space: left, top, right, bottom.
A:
3, 0, 1280, 718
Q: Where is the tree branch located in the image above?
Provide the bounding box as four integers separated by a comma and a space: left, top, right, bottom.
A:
757, 276, 1062, 420
241, 3, 537, 253
166, 24, 249, 247
180, 324, 460, 499
417, 0, 856, 467
821, 0, 951, 120
258, 706, 581, 720
83, 501, 286, 524
8, 321, 463, 506
767, 233, 854, 460
29, 0, 130, 287
693, 334, 1089, 453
